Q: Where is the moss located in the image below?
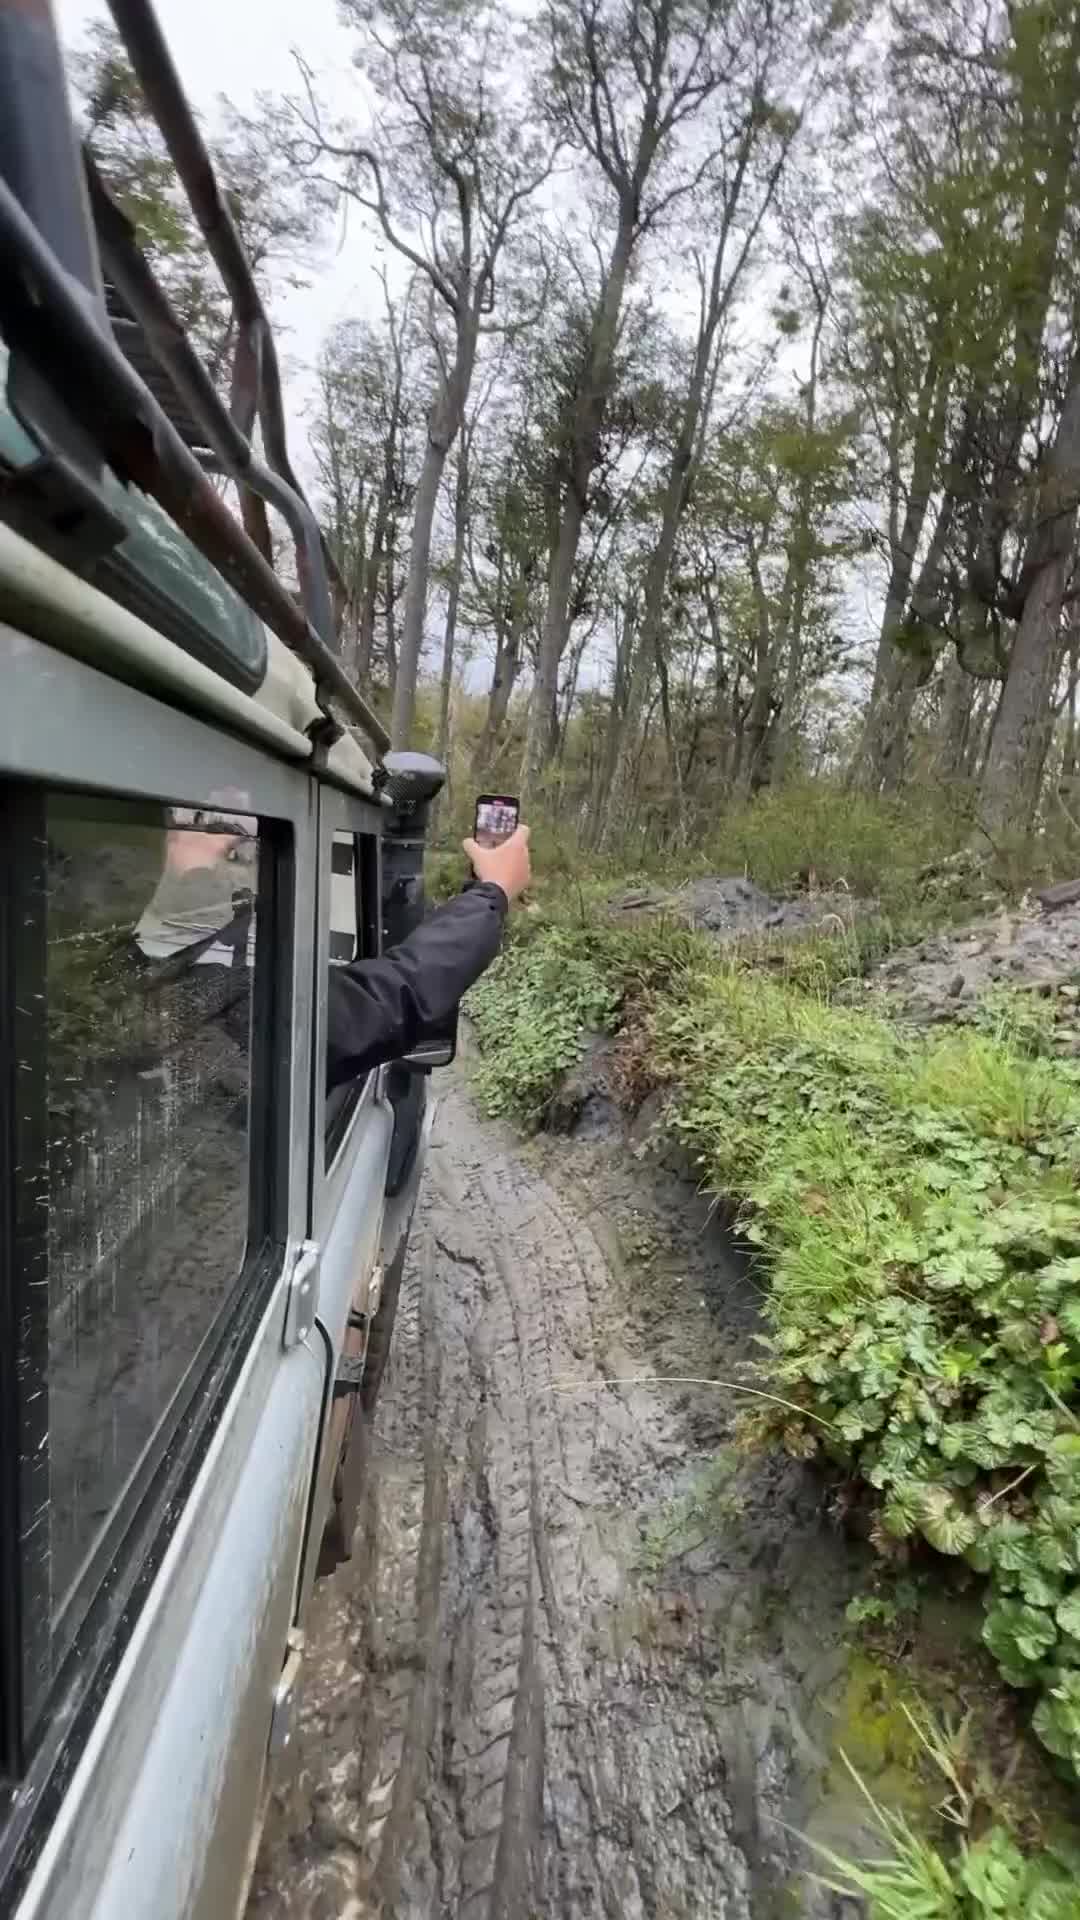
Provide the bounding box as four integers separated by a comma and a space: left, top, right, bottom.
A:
823, 1653, 932, 1809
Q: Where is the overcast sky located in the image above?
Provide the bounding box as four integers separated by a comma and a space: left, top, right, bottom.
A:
56, 0, 384, 462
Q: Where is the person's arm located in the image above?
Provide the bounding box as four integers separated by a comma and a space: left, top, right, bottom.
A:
326, 882, 507, 1088
326, 825, 530, 1090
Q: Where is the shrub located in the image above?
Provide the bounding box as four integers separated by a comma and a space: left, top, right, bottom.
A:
811, 1751, 1079, 1919
470, 906, 1080, 1784
467, 915, 696, 1122
653, 962, 1080, 1780
703, 780, 966, 902
467, 924, 621, 1121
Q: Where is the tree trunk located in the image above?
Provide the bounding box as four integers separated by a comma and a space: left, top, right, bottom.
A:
851, 357, 952, 788
391, 310, 478, 747
472, 601, 524, 778
390, 433, 448, 746
772, 351, 827, 782
655, 644, 685, 840
435, 437, 470, 771
523, 483, 587, 796
935, 653, 976, 782
980, 358, 1080, 838
357, 479, 390, 685
981, 568, 1070, 837
739, 674, 776, 796
602, 608, 653, 835
384, 548, 398, 693
557, 621, 593, 759
736, 542, 777, 796
591, 601, 637, 836
522, 215, 635, 800
876, 488, 958, 792
1061, 622, 1080, 787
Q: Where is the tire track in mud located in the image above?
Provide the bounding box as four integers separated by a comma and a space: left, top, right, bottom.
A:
248, 1077, 865, 1920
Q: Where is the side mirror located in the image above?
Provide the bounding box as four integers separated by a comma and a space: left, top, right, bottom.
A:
399, 1023, 457, 1072
378, 750, 455, 1069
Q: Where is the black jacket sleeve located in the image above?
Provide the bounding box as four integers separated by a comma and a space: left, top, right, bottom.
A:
326, 881, 507, 1090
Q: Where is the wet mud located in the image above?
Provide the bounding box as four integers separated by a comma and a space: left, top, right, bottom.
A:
248, 1075, 875, 1920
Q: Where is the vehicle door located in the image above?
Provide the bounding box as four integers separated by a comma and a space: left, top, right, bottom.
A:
0, 629, 323, 1920
298, 782, 394, 1602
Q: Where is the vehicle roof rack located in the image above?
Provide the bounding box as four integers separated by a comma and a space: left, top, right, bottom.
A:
0, 0, 390, 756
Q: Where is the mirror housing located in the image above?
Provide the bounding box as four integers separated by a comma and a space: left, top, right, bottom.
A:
378, 751, 456, 1069
398, 1032, 456, 1072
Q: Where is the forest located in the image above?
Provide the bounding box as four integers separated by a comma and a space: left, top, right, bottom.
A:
77, 0, 1080, 864
76, 5, 1080, 1909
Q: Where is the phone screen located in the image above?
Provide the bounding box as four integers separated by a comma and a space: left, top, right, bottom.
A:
474, 794, 520, 849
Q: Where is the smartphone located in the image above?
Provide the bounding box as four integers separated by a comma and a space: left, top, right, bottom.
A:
473, 793, 520, 850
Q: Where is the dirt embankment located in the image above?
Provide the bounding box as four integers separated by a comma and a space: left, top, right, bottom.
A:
864, 897, 1080, 1037
614, 875, 864, 942
619, 868, 1080, 1039
248, 1078, 875, 1920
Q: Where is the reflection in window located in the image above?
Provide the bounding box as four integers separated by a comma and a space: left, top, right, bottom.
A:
325, 830, 364, 1165
329, 830, 358, 962
43, 795, 259, 1635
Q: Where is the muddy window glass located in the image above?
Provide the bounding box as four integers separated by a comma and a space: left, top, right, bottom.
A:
16, 791, 262, 1711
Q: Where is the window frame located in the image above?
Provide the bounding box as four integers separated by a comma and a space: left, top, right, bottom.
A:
315, 785, 385, 1222
0, 627, 308, 1885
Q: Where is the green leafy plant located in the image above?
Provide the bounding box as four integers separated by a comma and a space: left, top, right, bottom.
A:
644, 952, 1080, 1779
469, 903, 1080, 1793
467, 924, 621, 1121
814, 1808, 1080, 1920
808, 1720, 1080, 1920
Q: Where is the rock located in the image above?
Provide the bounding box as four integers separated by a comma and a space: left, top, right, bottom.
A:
545, 1033, 622, 1140
948, 973, 965, 998
610, 875, 873, 947
1037, 877, 1080, 911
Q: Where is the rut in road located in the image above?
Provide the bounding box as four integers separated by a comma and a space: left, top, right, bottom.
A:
248, 1075, 864, 1920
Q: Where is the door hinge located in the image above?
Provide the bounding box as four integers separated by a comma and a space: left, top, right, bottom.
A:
283, 1239, 320, 1349
268, 1629, 306, 1761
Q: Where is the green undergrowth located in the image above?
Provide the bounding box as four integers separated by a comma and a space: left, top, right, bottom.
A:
812, 1721, 1080, 1918
467, 914, 697, 1121
701, 778, 966, 899
810, 1687, 1080, 1918
466, 903, 1080, 1827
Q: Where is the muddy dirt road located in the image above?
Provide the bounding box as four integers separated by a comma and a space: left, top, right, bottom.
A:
248, 1075, 870, 1920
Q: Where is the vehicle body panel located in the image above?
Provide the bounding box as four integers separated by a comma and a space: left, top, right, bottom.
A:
15, 1292, 325, 1920
0, 341, 268, 690
0, 11, 424, 1909
0, 610, 405, 1920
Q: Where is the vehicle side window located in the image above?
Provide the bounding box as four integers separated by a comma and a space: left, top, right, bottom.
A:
328, 831, 358, 962
325, 830, 380, 1166
2, 788, 275, 1753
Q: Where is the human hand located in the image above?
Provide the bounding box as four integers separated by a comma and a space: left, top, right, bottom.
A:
462, 824, 531, 904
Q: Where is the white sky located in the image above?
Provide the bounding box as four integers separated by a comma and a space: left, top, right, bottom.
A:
56, 0, 385, 460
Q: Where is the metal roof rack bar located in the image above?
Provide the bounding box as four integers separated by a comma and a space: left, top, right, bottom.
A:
0, 172, 390, 751
85, 155, 335, 633
0, 0, 389, 753
102, 0, 348, 624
